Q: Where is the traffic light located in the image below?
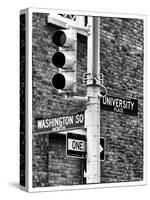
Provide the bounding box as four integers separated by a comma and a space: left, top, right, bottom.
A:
51, 29, 77, 94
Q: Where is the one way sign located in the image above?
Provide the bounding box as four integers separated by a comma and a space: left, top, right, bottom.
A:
100, 137, 105, 161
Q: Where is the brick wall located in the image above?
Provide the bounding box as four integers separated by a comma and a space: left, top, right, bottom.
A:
32, 13, 87, 187
100, 17, 143, 183
33, 134, 49, 187
48, 134, 84, 186
32, 13, 144, 187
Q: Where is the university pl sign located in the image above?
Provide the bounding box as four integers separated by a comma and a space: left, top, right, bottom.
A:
35, 111, 85, 133
100, 95, 138, 116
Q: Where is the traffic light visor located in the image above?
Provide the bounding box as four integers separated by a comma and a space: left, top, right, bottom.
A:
52, 30, 66, 47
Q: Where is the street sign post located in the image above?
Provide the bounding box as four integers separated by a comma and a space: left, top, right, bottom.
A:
86, 17, 101, 184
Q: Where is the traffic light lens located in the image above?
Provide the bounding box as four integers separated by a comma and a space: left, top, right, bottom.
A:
52, 30, 66, 47
52, 73, 65, 89
52, 52, 65, 68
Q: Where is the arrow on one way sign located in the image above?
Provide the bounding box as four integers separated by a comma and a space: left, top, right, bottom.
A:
100, 144, 103, 153
100, 137, 105, 161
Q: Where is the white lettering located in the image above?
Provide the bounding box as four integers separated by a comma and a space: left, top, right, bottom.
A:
76, 114, 84, 124
119, 99, 123, 108
45, 119, 49, 128
122, 100, 126, 109
114, 107, 123, 113
112, 98, 116, 107
37, 120, 43, 129
102, 96, 106, 104
115, 99, 119, 107
131, 102, 134, 110
37, 115, 74, 129
102, 96, 135, 111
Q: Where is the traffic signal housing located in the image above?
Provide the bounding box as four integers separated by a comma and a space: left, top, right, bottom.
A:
51, 29, 77, 94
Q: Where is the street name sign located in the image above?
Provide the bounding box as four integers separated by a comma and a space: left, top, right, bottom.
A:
100, 95, 138, 116
35, 111, 85, 133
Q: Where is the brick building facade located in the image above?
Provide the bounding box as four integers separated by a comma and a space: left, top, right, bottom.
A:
20, 10, 144, 189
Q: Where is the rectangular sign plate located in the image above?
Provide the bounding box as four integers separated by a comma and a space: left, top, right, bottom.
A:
67, 132, 86, 158
35, 111, 85, 133
100, 95, 138, 116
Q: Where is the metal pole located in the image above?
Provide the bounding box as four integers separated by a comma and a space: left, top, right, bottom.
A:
86, 17, 100, 183
92, 17, 100, 79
